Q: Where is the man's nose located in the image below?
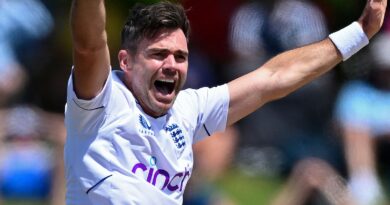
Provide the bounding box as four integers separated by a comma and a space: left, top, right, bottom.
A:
162, 54, 177, 74
164, 54, 176, 67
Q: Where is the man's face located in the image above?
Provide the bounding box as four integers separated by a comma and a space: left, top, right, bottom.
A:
121, 29, 189, 117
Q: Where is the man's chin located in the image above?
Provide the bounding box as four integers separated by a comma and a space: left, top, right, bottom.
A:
148, 91, 179, 116
155, 101, 173, 114
143, 100, 172, 117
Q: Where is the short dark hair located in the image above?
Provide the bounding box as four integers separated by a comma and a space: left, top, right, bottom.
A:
121, 1, 190, 53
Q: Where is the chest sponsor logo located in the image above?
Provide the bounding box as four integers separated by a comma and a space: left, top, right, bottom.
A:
131, 157, 191, 192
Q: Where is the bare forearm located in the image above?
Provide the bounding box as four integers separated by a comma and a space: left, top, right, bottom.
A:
261, 38, 342, 99
71, 0, 107, 51
227, 39, 341, 125
260, 0, 387, 102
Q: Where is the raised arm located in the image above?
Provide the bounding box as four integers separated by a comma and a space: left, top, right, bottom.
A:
227, 0, 387, 125
71, 0, 110, 99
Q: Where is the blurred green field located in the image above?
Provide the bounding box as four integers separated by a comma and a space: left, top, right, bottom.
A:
3, 168, 284, 205
215, 169, 284, 205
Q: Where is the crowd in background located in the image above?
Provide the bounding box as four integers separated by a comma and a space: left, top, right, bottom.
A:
0, 0, 389, 204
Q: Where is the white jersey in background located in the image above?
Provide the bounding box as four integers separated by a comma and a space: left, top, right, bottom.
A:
64, 70, 229, 205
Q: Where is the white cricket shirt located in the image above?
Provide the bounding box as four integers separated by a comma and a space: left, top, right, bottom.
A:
64, 70, 229, 205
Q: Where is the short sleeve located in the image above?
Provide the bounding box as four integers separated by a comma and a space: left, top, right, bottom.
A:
175, 84, 230, 143
65, 68, 112, 134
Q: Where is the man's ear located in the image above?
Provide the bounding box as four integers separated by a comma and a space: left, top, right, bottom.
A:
118, 49, 132, 71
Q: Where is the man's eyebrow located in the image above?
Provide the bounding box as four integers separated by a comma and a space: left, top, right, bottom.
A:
147, 48, 188, 56
175, 50, 189, 57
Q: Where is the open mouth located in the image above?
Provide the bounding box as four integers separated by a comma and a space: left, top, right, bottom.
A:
154, 79, 175, 95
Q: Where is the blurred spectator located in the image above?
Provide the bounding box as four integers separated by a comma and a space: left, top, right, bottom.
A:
0, 1, 65, 204
229, 0, 341, 178
227, 2, 352, 204
334, 32, 390, 205
271, 158, 355, 205
0, 105, 66, 204
229, 0, 328, 77
228, 0, 268, 76
0, 0, 53, 106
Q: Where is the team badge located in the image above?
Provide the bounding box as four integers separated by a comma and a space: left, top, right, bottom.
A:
165, 124, 186, 149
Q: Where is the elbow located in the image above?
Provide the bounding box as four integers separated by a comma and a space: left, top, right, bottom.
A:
274, 91, 290, 100
264, 68, 303, 101
73, 42, 107, 55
